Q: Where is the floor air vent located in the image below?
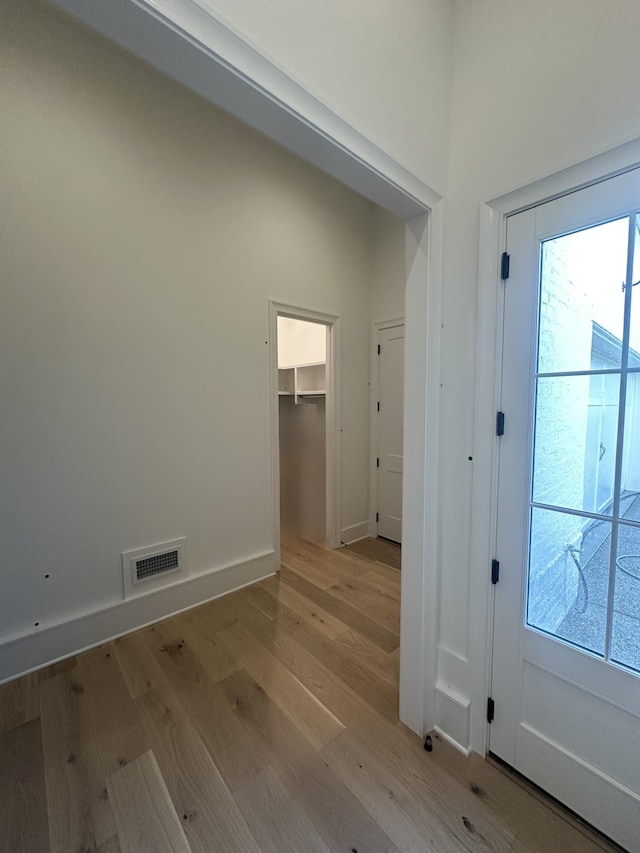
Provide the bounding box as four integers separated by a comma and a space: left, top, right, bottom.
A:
122, 537, 187, 598
135, 549, 179, 581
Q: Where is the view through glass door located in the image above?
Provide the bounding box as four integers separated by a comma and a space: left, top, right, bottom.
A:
492, 170, 640, 852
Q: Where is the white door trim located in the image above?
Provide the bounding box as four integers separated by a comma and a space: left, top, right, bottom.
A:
470, 138, 640, 756
42, 0, 443, 740
401, 210, 443, 736
369, 318, 405, 539
48, 0, 440, 218
269, 301, 341, 559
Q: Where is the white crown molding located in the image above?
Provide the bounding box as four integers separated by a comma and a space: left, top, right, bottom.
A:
47, 0, 437, 219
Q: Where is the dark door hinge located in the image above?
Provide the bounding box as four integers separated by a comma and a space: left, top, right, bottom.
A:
487, 697, 495, 724
377, 344, 381, 355
377, 401, 380, 412
501, 252, 510, 281
496, 411, 505, 436
491, 559, 500, 584
376, 457, 380, 468
376, 512, 379, 522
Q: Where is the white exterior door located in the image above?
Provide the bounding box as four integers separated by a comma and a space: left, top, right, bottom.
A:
377, 325, 404, 543
492, 170, 640, 852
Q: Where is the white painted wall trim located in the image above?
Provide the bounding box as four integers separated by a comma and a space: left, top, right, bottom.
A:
488, 137, 640, 217
434, 684, 472, 756
340, 521, 370, 546
469, 138, 640, 756
399, 206, 442, 737
47, 0, 440, 220
435, 646, 472, 754
269, 301, 341, 552
368, 318, 405, 538
434, 724, 473, 758
0, 550, 275, 684
468, 203, 504, 756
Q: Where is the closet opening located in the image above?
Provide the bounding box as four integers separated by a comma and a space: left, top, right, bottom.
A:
269, 302, 340, 554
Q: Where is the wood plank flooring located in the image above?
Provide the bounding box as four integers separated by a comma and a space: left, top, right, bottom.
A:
346, 535, 402, 571
0, 535, 619, 852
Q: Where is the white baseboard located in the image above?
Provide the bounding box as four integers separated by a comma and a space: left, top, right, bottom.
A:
434, 681, 471, 754
433, 725, 472, 757
0, 550, 275, 684
340, 521, 370, 545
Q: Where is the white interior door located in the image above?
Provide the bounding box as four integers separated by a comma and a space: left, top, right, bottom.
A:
377, 325, 404, 543
492, 170, 640, 851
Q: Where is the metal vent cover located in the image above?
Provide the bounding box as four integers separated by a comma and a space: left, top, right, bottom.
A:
135, 549, 180, 581
122, 537, 187, 598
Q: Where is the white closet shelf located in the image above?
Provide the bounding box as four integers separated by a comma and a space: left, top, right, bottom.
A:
278, 362, 326, 403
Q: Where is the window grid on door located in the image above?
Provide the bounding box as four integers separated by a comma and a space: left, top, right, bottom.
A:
526, 212, 640, 674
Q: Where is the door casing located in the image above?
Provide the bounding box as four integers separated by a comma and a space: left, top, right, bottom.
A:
269, 300, 340, 562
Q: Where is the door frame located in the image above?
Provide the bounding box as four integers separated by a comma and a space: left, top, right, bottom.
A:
470, 138, 640, 756
269, 300, 341, 562
369, 318, 405, 539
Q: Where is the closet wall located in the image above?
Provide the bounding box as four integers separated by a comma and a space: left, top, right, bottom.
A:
278, 318, 327, 543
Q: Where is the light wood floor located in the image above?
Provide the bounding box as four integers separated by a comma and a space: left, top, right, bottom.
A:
345, 536, 401, 571
0, 536, 619, 852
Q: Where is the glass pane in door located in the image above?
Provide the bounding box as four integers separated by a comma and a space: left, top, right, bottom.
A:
618, 374, 640, 509
537, 218, 628, 375
612, 524, 640, 673
532, 375, 619, 514
528, 507, 611, 654
527, 215, 638, 661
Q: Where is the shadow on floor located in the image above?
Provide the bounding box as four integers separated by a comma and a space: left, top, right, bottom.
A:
345, 537, 401, 571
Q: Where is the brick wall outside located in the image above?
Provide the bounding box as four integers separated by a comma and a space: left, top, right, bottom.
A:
528, 237, 592, 631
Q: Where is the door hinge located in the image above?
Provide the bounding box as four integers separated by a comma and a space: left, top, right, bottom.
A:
487, 697, 495, 724
376, 457, 380, 468
376, 512, 379, 522
377, 344, 381, 355
491, 559, 500, 584
377, 401, 380, 412
501, 252, 510, 281
496, 411, 505, 436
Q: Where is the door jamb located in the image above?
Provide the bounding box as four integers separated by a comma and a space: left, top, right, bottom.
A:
369, 318, 405, 539
470, 139, 640, 756
269, 300, 341, 563
400, 210, 442, 737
